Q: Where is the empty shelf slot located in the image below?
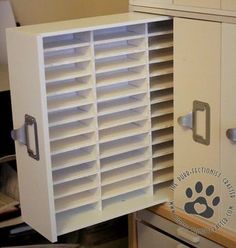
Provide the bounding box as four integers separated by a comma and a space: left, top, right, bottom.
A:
101, 161, 150, 186
45, 62, 91, 83
95, 39, 145, 59
101, 148, 150, 172
94, 24, 145, 44
49, 118, 95, 141
43, 32, 90, 52
148, 20, 173, 37
151, 101, 173, 118
149, 48, 173, 64
99, 120, 149, 143
98, 94, 147, 116
48, 105, 95, 127
153, 167, 174, 185
149, 35, 173, 51
152, 114, 173, 131
100, 133, 150, 159
152, 127, 173, 145
50, 132, 96, 156
44, 49, 91, 68
153, 180, 173, 202
97, 79, 147, 102
102, 174, 150, 200
55, 189, 99, 213
98, 107, 148, 130
46, 76, 92, 97
52, 145, 97, 171
150, 61, 173, 77
54, 175, 98, 200
151, 88, 173, 105
153, 154, 173, 172
96, 67, 146, 88
150, 74, 173, 92
152, 141, 173, 158
47, 90, 94, 113
96, 53, 146, 74
53, 161, 98, 185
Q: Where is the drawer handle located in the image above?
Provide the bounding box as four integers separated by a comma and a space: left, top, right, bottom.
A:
11, 114, 40, 161
177, 244, 189, 248
226, 128, 236, 142
177, 227, 200, 244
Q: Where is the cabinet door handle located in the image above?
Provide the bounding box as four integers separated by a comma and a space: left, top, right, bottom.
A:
11, 114, 40, 161
177, 227, 200, 244
226, 128, 236, 142
178, 101, 210, 146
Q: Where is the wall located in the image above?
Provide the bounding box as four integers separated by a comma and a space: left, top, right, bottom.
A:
10, 0, 129, 25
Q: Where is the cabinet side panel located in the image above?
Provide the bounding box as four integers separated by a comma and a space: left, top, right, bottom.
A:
6, 31, 57, 242
221, 23, 236, 233
174, 18, 221, 224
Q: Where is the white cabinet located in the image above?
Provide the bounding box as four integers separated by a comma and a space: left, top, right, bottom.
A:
7, 13, 174, 242
222, 0, 236, 11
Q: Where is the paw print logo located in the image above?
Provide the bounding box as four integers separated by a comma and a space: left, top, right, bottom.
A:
184, 181, 220, 219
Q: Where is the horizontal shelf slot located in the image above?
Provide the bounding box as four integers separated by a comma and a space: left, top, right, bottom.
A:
101, 161, 150, 186
149, 34, 173, 51
96, 67, 146, 88
99, 120, 149, 143
148, 20, 173, 37
98, 107, 148, 130
43, 32, 90, 52
101, 147, 150, 173
52, 145, 97, 171
150, 61, 173, 77
153, 154, 173, 172
49, 118, 95, 141
153, 167, 174, 185
54, 175, 98, 200
153, 180, 173, 201
48, 105, 95, 127
151, 100, 173, 118
94, 24, 145, 44
46, 76, 92, 97
97, 79, 147, 103
102, 174, 150, 200
95, 39, 145, 59
152, 114, 173, 131
151, 88, 173, 105
53, 161, 98, 185
50, 132, 96, 156
55, 189, 99, 214
45, 62, 92, 83
152, 127, 173, 145
150, 74, 173, 92
44, 47, 91, 68
47, 90, 94, 113
149, 48, 173, 64
95, 53, 146, 74
152, 141, 173, 159
98, 94, 147, 116
100, 133, 149, 159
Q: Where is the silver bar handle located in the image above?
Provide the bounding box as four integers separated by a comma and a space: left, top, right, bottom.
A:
11, 114, 40, 161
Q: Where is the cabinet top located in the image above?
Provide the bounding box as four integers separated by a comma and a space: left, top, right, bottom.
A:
7, 12, 170, 37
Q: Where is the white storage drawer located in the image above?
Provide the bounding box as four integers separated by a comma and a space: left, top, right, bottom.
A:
137, 210, 224, 248
7, 13, 174, 242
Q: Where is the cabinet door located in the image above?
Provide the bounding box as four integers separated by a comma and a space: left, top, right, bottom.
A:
222, 0, 236, 11
221, 23, 236, 232
174, 18, 221, 224
174, 0, 220, 9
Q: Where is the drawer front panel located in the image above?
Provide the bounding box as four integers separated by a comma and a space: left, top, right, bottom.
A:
174, 0, 220, 9
222, 0, 236, 11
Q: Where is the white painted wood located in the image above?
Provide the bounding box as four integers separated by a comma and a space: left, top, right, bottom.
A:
222, 0, 236, 11
7, 13, 175, 242
221, 23, 236, 233
174, 18, 221, 224
6, 31, 57, 241
174, 0, 220, 9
